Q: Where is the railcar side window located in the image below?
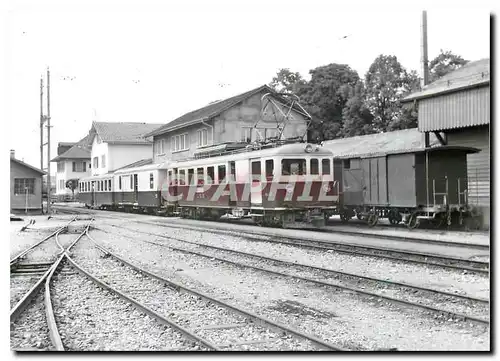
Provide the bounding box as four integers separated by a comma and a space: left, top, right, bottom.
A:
188, 169, 194, 185
97, 181, 100, 191
104, 180, 108, 191
310, 159, 319, 175
281, 159, 306, 176
197, 168, 204, 186
207, 166, 214, 185
218, 165, 226, 183
265, 160, 274, 178
150, 173, 154, 189
322, 159, 331, 175
119, 176, 122, 190
130, 175, 133, 189
108, 179, 111, 190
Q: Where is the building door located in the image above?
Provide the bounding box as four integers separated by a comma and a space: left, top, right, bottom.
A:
133, 174, 138, 203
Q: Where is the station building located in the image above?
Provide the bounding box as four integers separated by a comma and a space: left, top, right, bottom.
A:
10, 150, 46, 214
145, 85, 311, 163
402, 58, 490, 228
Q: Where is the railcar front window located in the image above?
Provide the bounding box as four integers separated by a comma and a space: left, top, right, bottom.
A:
265, 160, 274, 178
310, 159, 319, 175
281, 159, 306, 176
197, 168, 204, 186
322, 159, 331, 175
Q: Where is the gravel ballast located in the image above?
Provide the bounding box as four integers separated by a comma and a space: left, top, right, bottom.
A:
51, 263, 207, 351
89, 225, 490, 351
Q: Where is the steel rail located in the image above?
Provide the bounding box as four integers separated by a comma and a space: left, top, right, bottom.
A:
62, 253, 219, 351
108, 226, 489, 305
85, 231, 346, 351
101, 218, 489, 274
53, 206, 489, 272
94, 226, 489, 326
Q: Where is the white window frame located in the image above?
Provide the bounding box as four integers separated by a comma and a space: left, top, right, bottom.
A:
197, 128, 208, 148
241, 127, 252, 142
156, 139, 165, 155
101, 155, 106, 168
172, 133, 189, 153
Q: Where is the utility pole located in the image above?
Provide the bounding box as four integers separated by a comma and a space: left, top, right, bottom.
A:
40, 78, 44, 170
420, 10, 429, 88
47, 67, 52, 214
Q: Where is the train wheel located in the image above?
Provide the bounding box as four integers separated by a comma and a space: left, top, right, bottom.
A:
388, 209, 401, 225
407, 212, 420, 229
340, 211, 351, 223
367, 212, 379, 227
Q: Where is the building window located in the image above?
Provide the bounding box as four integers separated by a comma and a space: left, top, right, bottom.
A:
93, 157, 99, 169
172, 134, 188, 152
57, 162, 65, 172
72, 161, 86, 172
88, 163, 91, 169
150, 173, 154, 189
241, 127, 252, 143
197, 129, 208, 148
254, 128, 265, 142
101, 155, 106, 168
83, 162, 86, 172
156, 139, 165, 155
266, 128, 279, 140
14, 178, 35, 195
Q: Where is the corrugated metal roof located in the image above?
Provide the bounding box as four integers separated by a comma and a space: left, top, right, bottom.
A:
322, 128, 440, 159
92, 122, 163, 144
145, 85, 311, 137
403, 58, 490, 102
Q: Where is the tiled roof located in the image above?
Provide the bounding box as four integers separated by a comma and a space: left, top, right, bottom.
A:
114, 158, 153, 171
146, 85, 311, 137
403, 58, 490, 102
11, 158, 46, 175
92, 122, 163, 144
51, 135, 92, 162
322, 128, 440, 159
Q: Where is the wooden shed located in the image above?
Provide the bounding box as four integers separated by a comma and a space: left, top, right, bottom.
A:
10, 151, 46, 214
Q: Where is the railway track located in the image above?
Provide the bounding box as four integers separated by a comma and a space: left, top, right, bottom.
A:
52, 206, 490, 272
94, 223, 489, 326
67, 231, 346, 351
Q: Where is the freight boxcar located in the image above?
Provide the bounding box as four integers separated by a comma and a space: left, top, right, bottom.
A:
333, 146, 479, 228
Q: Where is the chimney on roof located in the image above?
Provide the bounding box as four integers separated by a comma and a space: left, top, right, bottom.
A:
10, 149, 15, 159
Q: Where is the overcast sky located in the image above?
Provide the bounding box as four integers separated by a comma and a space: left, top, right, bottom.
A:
4, 0, 494, 170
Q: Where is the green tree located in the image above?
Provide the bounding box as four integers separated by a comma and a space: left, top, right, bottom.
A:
339, 81, 375, 137
429, 50, 468, 82
269, 68, 307, 94
300, 63, 360, 142
365, 55, 419, 132
66, 179, 79, 200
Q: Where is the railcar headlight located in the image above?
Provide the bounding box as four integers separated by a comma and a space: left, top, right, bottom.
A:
304, 144, 313, 153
